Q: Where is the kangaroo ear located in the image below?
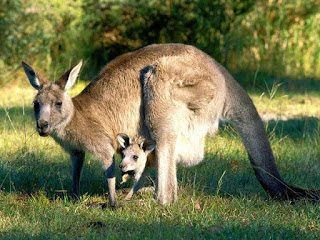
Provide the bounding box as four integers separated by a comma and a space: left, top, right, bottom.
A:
56, 60, 83, 91
142, 139, 156, 155
117, 133, 131, 148
22, 61, 46, 90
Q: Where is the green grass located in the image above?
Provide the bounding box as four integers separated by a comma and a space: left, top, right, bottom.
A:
0, 79, 319, 239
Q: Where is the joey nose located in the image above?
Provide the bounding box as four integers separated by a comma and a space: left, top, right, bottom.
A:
119, 163, 124, 169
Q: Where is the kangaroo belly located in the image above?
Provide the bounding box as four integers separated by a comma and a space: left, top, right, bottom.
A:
175, 120, 208, 166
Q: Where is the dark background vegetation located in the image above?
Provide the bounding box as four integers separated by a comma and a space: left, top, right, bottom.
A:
0, 0, 319, 87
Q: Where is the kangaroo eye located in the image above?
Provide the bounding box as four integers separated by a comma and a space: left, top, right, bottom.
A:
55, 101, 62, 108
33, 101, 40, 110
133, 155, 139, 161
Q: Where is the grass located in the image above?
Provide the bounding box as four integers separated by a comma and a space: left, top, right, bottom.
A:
0, 77, 319, 239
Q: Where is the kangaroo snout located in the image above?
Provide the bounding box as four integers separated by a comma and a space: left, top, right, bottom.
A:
119, 162, 132, 173
37, 120, 49, 129
37, 120, 50, 136
119, 162, 125, 170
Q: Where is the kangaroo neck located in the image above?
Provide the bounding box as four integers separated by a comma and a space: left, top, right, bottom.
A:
50, 99, 76, 144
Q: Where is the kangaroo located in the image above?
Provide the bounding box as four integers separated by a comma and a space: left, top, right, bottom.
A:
116, 133, 156, 200
22, 43, 319, 206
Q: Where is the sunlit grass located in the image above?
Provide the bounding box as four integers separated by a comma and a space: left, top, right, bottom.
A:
0, 79, 319, 239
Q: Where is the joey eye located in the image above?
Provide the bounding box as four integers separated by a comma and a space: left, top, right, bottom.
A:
133, 155, 139, 161
55, 101, 62, 108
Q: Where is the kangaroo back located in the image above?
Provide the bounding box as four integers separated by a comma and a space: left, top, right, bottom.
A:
22, 43, 319, 206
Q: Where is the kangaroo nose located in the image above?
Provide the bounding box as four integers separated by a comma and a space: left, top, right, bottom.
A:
119, 163, 124, 169
37, 120, 49, 130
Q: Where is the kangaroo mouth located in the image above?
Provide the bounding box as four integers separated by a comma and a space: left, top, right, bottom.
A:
121, 170, 134, 176
37, 129, 51, 137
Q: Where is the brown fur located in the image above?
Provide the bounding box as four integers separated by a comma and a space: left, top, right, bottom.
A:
117, 134, 155, 200
22, 44, 319, 206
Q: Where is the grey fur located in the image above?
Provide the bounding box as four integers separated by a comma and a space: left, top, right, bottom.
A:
117, 134, 155, 200
22, 44, 319, 206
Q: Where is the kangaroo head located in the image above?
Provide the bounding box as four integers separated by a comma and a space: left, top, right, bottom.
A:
117, 133, 156, 173
22, 61, 83, 137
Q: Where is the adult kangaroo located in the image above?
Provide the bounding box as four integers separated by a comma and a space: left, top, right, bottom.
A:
22, 44, 319, 206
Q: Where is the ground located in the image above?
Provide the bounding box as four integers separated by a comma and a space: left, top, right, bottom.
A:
0, 79, 319, 239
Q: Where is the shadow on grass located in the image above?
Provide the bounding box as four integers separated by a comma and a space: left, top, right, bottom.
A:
266, 117, 319, 139
0, 152, 109, 199
3, 221, 209, 239
181, 117, 319, 199
219, 116, 319, 140
234, 71, 320, 93
0, 216, 316, 239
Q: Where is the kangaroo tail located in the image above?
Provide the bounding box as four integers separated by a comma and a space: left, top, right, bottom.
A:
222, 70, 319, 202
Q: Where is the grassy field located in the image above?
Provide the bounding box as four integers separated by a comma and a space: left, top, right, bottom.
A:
0, 78, 319, 239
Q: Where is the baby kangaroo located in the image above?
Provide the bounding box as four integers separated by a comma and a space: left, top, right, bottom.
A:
117, 133, 156, 200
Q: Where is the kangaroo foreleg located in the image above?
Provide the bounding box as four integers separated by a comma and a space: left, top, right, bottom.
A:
124, 169, 148, 200
70, 151, 85, 199
105, 156, 117, 207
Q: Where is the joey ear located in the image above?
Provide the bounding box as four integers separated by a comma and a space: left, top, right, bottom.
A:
56, 60, 83, 91
138, 140, 144, 149
22, 61, 46, 90
142, 139, 156, 155
117, 133, 131, 148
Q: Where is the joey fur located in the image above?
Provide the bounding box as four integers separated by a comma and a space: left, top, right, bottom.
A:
22, 43, 319, 206
117, 133, 155, 200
